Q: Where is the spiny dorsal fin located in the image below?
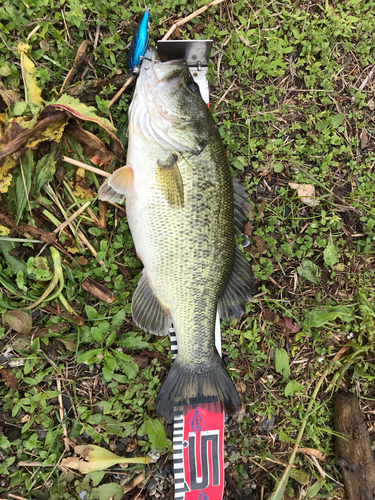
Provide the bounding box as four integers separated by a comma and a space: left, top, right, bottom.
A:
156, 154, 184, 208
132, 271, 171, 336
233, 178, 252, 236
218, 246, 254, 320
98, 166, 134, 204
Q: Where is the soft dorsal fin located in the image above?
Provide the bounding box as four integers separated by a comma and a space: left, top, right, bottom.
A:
156, 154, 184, 208
131, 271, 171, 336
217, 179, 254, 320
218, 247, 254, 320
233, 178, 251, 235
98, 165, 134, 204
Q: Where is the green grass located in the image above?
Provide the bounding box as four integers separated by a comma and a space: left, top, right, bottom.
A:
0, 0, 375, 498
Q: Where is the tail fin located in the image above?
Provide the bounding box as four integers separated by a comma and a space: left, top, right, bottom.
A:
156, 352, 241, 420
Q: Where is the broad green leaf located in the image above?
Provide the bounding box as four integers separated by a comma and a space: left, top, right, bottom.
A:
111, 309, 126, 331
76, 348, 103, 364
289, 468, 309, 485
273, 162, 284, 173
297, 259, 320, 285
303, 305, 353, 329
34, 153, 56, 197
84, 471, 106, 487
91, 483, 124, 500
17, 43, 43, 108
275, 348, 290, 383
90, 327, 104, 343
331, 113, 344, 128
120, 337, 149, 349
285, 380, 304, 397
0, 240, 28, 276
89, 227, 102, 237
113, 350, 138, 379
306, 481, 323, 498
8, 149, 34, 225
85, 305, 98, 319
324, 240, 338, 267
145, 417, 170, 449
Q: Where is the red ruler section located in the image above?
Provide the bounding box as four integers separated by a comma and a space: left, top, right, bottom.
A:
173, 400, 224, 500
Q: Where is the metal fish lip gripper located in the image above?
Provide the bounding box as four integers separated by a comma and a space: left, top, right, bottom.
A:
157, 40, 213, 105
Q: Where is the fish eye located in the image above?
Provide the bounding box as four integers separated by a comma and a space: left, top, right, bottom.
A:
187, 80, 200, 92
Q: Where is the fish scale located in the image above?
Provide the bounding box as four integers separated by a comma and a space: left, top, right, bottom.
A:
99, 45, 254, 420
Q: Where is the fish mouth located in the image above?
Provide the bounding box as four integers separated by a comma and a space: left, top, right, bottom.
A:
141, 45, 187, 84
138, 46, 200, 123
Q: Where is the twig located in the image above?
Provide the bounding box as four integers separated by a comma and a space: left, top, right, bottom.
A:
93, 23, 101, 50
26, 24, 41, 40
357, 65, 375, 93
8, 494, 29, 500
53, 200, 91, 235
269, 346, 350, 499
214, 79, 237, 109
162, 0, 226, 40
62, 155, 111, 177
108, 74, 137, 109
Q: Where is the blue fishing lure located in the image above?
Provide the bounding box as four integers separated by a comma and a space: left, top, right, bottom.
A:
128, 11, 149, 72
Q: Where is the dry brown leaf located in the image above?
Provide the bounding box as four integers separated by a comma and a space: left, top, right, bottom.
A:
65, 120, 113, 167
0, 368, 19, 391
284, 317, 301, 333
253, 235, 266, 253
298, 447, 326, 461
82, 277, 115, 304
289, 182, 320, 207
65, 339, 77, 351
258, 199, 267, 220
61, 40, 91, 92
244, 222, 253, 237
263, 308, 277, 323
360, 129, 368, 149
0, 82, 15, 108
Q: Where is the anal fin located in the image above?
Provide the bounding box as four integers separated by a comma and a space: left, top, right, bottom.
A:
98, 165, 134, 204
218, 247, 254, 320
132, 271, 171, 335
156, 154, 184, 208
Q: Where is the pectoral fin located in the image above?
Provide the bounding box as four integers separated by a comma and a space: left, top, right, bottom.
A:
156, 155, 184, 208
98, 165, 134, 204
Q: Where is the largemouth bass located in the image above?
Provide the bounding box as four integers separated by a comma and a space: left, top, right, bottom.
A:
99, 46, 254, 420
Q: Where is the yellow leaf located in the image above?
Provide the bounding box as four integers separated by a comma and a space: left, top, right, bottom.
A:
0, 156, 17, 193
0, 225, 10, 236
67, 246, 80, 254
25, 116, 68, 148
17, 43, 43, 108
61, 444, 151, 474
